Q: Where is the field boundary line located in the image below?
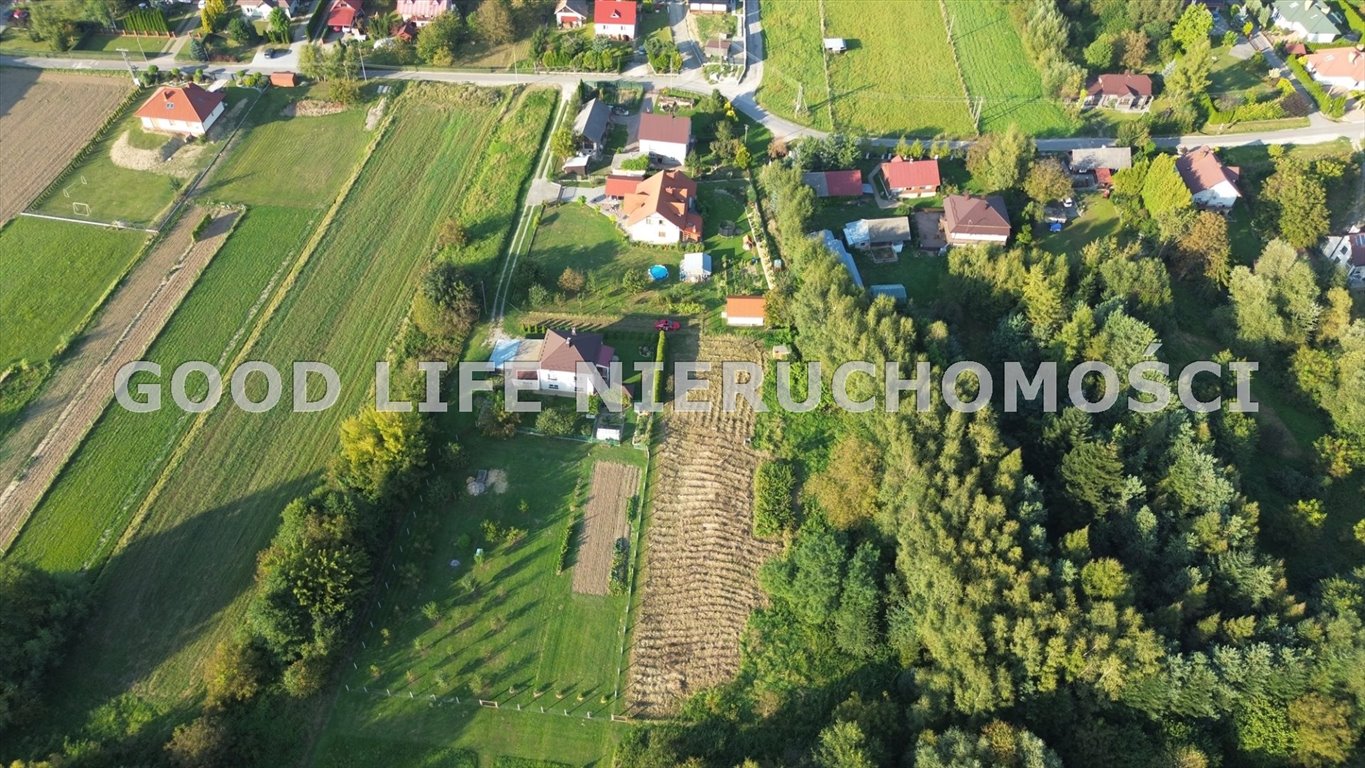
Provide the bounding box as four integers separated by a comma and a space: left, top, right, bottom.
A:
98, 103, 404, 573
937, 0, 980, 135
16, 211, 158, 233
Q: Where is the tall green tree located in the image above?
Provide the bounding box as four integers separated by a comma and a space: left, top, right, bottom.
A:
1261, 155, 1330, 249
966, 124, 1034, 193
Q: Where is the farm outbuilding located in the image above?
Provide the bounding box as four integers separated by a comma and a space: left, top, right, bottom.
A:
681, 252, 712, 282
870, 284, 907, 303
815, 230, 863, 288
723, 295, 766, 327
269, 72, 299, 87
823, 37, 847, 53
843, 217, 912, 251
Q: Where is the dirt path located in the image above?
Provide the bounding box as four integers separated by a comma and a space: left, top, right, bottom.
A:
572, 461, 641, 596
0, 207, 238, 552
626, 334, 780, 717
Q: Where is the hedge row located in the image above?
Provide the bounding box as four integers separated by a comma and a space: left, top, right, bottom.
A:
307, 0, 331, 40
753, 459, 796, 538
1286, 54, 1347, 118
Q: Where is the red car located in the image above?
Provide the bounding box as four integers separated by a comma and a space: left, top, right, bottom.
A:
654, 319, 681, 332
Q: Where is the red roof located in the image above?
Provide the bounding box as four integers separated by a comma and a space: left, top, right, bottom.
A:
638, 111, 691, 145
623, 170, 702, 241
605, 174, 642, 197
880, 157, 940, 189
327, 0, 361, 27
134, 84, 224, 125
540, 329, 614, 374
1095, 167, 1113, 186
1176, 145, 1241, 196
594, 0, 637, 26
1087, 73, 1153, 98
725, 296, 766, 321
823, 170, 863, 197
269, 71, 298, 87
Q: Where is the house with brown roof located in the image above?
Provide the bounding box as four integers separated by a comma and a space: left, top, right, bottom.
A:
723, 296, 766, 327
880, 157, 940, 198
638, 111, 691, 167
803, 169, 864, 198
396, 0, 450, 25
555, 0, 589, 27
1302, 46, 1365, 91
942, 194, 1010, 246
1082, 74, 1154, 111
135, 84, 226, 136
621, 170, 703, 244
327, 0, 364, 34
1177, 146, 1241, 210
535, 329, 616, 395
595, 0, 639, 40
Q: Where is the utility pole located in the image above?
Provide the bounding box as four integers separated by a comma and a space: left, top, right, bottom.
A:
794, 82, 805, 116
116, 48, 140, 86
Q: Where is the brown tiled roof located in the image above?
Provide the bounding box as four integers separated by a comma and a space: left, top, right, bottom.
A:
1176, 146, 1241, 196
1087, 73, 1153, 98
622, 170, 702, 240
725, 295, 766, 320
821, 169, 863, 197
134, 84, 224, 124
540, 329, 614, 373
327, 0, 361, 27
881, 157, 940, 189
605, 173, 642, 197
943, 194, 1010, 237
1304, 46, 1365, 83
638, 112, 691, 145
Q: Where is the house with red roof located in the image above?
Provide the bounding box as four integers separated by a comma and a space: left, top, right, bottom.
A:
880, 157, 941, 199
1082, 74, 1154, 112
1302, 47, 1365, 91
396, 0, 449, 25
327, 0, 364, 35
803, 169, 864, 198
637, 111, 691, 166
723, 296, 767, 328
135, 84, 226, 136
942, 194, 1011, 246
1177, 146, 1241, 211
621, 170, 703, 245
595, 0, 639, 40
536, 329, 617, 395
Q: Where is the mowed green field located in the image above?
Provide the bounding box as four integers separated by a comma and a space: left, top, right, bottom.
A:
0, 217, 148, 369
942, 0, 1077, 135
201, 85, 371, 208
13, 87, 378, 571
313, 437, 640, 767
37, 85, 556, 723
822, 0, 976, 136
10, 206, 319, 571
756, 0, 833, 132
519, 204, 668, 316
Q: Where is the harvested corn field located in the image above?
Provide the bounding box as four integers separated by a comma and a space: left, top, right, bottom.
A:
627, 335, 781, 716
572, 462, 641, 596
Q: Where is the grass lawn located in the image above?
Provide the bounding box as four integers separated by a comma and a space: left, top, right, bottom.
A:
698, 181, 760, 301
854, 251, 949, 309
823, 0, 976, 136
692, 9, 736, 42
755, 0, 833, 132
1208, 45, 1271, 94
32, 88, 256, 226
202, 84, 372, 208
311, 436, 643, 766
0, 217, 149, 370
1039, 197, 1120, 257
81, 31, 175, 54
942, 0, 1077, 136
33, 86, 552, 737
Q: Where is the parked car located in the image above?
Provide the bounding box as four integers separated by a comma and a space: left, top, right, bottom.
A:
654, 319, 681, 332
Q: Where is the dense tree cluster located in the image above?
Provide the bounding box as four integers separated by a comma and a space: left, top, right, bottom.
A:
0, 563, 84, 737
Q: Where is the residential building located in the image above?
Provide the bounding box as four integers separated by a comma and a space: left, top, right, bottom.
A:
803, 169, 864, 198
1081, 74, 1154, 111
704, 37, 732, 61
604, 173, 645, 197
815, 230, 863, 288
595, 0, 639, 40
1271, 0, 1341, 43
135, 84, 225, 136
491, 331, 617, 396
681, 252, 713, 282
880, 157, 941, 198
396, 0, 450, 25
1302, 46, 1365, 91
1320, 231, 1365, 284
326, 0, 364, 35
236, 0, 290, 20
572, 98, 612, 156
1176, 146, 1241, 210
843, 217, 913, 251
1069, 147, 1132, 191
620, 170, 703, 244
555, 0, 589, 27
942, 194, 1011, 246
723, 296, 767, 327
638, 112, 691, 167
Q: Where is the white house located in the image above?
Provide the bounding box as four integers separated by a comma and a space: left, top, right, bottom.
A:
681, 252, 712, 282
492, 330, 617, 396
1302, 47, 1365, 91
620, 170, 703, 245
236, 0, 290, 20
1321, 231, 1365, 285
723, 296, 766, 327
555, 0, 589, 27
135, 84, 225, 137
594, 0, 639, 40
1271, 0, 1342, 43
395, 0, 450, 25
637, 111, 691, 167
1176, 146, 1242, 211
